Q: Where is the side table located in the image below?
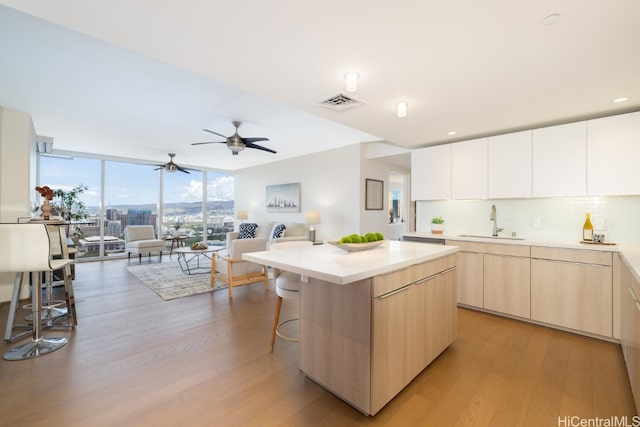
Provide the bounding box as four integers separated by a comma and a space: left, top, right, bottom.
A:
166, 236, 186, 256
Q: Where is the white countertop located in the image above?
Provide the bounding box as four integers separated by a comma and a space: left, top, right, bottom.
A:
403, 231, 621, 252
243, 240, 457, 285
403, 231, 640, 283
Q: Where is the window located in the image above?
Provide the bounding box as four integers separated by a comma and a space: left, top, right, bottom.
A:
39, 155, 101, 259
39, 153, 234, 260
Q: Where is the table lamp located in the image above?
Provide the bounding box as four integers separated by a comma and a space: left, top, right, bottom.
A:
236, 210, 248, 223
305, 210, 321, 242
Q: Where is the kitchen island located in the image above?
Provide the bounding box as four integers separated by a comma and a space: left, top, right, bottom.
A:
244, 240, 458, 415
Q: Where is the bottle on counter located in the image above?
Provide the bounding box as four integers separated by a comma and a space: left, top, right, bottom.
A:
582, 212, 593, 241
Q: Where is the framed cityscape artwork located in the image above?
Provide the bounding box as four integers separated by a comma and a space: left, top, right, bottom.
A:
266, 182, 301, 212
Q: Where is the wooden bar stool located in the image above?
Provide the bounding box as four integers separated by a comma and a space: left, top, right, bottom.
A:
1, 223, 74, 360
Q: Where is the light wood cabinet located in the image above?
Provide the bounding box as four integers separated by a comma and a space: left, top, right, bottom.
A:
301, 253, 457, 415
620, 255, 640, 411
488, 130, 532, 198
483, 253, 531, 318
451, 138, 487, 199
532, 121, 587, 197
587, 111, 640, 196
411, 145, 451, 200
456, 251, 484, 307
371, 264, 457, 413
446, 240, 484, 308
531, 246, 613, 337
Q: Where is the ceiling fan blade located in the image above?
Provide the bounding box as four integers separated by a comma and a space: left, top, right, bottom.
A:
154, 166, 164, 170
203, 129, 228, 139
245, 142, 277, 154
176, 165, 191, 174
243, 137, 269, 144
191, 141, 226, 146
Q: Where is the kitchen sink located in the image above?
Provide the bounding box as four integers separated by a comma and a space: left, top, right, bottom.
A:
457, 234, 526, 241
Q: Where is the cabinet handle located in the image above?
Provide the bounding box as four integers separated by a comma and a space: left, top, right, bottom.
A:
413, 266, 457, 286
532, 258, 610, 267
636, 302, 640, 313
376, 284, 412, 299
629, 287, 639, 302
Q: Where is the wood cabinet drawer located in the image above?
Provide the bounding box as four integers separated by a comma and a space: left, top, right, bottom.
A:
483, 243, 530, 257
446, 240, 485, 253
372, 254, 456, 298
447, 240, 529, 257
531, 246, 612, 265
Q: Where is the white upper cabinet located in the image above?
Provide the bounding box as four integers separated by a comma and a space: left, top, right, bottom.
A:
532, 122, 587, 197
488, 130, 532, 198
411, 144, 451, 200
587, 111, 640, 196
451, 138, 488, 199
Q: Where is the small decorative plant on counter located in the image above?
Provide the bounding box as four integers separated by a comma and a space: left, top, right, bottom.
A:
431, 217, 445, 234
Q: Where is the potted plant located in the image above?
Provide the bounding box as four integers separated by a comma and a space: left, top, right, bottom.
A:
173, 218, 183, 237
431, 216, 445, 234
52, 184, 89, 244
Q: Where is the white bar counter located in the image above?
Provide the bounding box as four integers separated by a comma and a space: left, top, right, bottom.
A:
245, 240, 459, 416
243, 239, 458, 284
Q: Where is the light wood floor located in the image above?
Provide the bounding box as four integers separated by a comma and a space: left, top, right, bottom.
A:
0, 258, 636, 427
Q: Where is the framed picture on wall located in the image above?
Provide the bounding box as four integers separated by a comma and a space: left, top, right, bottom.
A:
266, 182, 301, 212
365, 179, 384, 210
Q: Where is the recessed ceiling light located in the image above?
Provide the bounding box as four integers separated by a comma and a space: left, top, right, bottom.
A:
447, 131, 457, 135
613, 97, 629, 103
344, 72, 359, 92
541, 14, 560, 25
396, 102, 408, 118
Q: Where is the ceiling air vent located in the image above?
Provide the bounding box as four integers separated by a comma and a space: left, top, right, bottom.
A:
318, 93, 365, 112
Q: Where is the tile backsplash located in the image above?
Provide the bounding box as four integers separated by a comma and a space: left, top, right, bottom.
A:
416, 196, 640, 244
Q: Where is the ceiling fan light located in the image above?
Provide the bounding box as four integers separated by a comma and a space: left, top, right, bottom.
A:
345, 72, 359, 92
396, 101, 408, 118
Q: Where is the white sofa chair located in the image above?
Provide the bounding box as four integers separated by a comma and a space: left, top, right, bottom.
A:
225, 221, 309, 249
124, 225, 165, 263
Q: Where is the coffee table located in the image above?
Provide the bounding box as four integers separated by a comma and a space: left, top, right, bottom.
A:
174, 245, 224, 275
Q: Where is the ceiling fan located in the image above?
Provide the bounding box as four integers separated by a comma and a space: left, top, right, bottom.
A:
154, 153, 192, 174
191, 120, 276, 156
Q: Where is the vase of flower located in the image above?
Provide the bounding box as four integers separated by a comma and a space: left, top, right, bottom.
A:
35, 185, 55, 220
40, 199, 53, 220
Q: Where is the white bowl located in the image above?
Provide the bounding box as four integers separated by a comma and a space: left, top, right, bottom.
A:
328, 240, 384, 252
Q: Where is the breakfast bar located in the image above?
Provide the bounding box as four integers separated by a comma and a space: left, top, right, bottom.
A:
244, 240, 458, 415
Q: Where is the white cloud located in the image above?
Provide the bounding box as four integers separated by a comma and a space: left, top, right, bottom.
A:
180, 175, 234, 202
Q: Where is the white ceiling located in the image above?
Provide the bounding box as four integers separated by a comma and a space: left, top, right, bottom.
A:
1, 1, 639, 173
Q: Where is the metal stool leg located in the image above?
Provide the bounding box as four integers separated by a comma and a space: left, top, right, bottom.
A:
4, 273, 68, 361
24, 270, 67, 325
4, 272, 32, 343
62, 263, 77, 326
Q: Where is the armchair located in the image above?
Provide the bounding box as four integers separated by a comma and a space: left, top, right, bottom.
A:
124, 225, 165, 263
211, 237, 269, 298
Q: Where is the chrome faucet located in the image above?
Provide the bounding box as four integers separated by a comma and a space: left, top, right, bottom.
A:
490, 204, 503, 236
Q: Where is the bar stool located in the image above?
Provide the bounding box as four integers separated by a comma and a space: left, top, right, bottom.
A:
268, 240, 312, 352
1, 223, 73, 360
4, 222, 77, 343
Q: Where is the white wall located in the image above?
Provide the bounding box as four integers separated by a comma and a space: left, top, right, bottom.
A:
234, 143, 404, 241
416, 196, 640, 244
234, 144, 361, 241
0, 107, 36, 301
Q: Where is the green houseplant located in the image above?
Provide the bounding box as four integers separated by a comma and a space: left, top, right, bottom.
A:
431, 216, 444, 234
53, 184, 89, 244
53, 184, 89, 221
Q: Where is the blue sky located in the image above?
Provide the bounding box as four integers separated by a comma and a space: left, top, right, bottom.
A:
40, 156, 233, 207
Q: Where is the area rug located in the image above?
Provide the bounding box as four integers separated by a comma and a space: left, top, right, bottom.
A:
126, 261, 227, 301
